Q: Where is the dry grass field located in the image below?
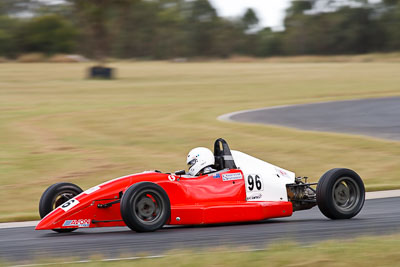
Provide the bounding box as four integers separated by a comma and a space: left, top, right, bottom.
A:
1, 61, 400, 222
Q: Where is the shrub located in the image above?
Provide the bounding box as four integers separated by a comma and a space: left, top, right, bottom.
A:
17, 53, 46, 62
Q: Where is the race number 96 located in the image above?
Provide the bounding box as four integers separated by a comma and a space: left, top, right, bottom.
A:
247, 174, 263, 191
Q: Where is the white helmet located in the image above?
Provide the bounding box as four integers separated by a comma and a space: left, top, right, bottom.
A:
187, 147, 215, 176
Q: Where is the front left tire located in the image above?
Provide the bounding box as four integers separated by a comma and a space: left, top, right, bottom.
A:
39, 182, 83, 233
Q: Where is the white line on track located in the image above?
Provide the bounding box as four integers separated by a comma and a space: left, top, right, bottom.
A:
366, 190, 400, 200
9, 249, 271, 267
0, 221, 38, 229
217, 104, 292, 123
10, 255, 165, 267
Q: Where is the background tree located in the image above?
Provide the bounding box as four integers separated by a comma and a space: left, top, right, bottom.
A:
1, 0, 400, 59
16, 15, 77, 54
242, 8, 259, 30
213, 19, 245, 57
0, 16, 19, 57
286, 0, 314, 17
0, 0, 41, 16
255, 28, 283, 57
186, 0, 218, 56
380, 1, 400, 51
69, 0, 111, 60
282, 1, 314, 54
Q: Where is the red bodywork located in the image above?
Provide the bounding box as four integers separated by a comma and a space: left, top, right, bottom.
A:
36, 169, 293, 230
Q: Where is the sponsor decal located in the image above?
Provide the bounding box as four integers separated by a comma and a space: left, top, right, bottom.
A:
222, 173, 243, 181
60, 199, 80, 212
275, 168, 289, 178
63, 219, 91, 228
168, 175, 176, 181
213, 173, 221, 179
246, 193, 263, 201
84, 186, 100, 194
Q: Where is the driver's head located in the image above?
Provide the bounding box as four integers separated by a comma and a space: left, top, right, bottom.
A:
186, 147, 215, 176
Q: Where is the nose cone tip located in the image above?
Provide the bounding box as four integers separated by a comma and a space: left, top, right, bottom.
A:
35, 217, 53, 230
35, 220, 46, 230
35, 208, 65, 230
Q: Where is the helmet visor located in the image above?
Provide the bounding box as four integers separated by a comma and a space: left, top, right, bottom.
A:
187, 159, 197, 168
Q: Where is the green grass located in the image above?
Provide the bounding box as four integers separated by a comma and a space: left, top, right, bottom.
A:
5, 234, 400, 266
1, 61, 400, 222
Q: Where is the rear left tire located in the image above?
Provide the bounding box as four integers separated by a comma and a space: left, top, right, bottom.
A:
120, 182, 170, 232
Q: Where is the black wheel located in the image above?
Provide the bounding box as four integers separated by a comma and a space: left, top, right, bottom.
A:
316, 168, 365, 219
120, 182, 170, 232
39, 182, 83, 233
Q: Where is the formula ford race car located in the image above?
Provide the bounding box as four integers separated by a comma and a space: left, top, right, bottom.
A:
36, 138, 365, 233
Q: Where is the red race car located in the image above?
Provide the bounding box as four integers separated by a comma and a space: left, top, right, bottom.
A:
36, 138, 365, 233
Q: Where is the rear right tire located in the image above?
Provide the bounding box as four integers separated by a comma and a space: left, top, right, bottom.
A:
316, 168, 365, 219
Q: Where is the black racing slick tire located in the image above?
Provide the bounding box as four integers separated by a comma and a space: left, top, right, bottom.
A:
39, 182, 83, 233
316, 168, 365, 219
120, 182, 171, 232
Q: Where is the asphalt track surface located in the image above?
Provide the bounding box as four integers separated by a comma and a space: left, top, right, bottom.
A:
224, 97, 400, 141
1, 197, 400, 264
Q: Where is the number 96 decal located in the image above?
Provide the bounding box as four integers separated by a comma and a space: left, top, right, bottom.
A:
247, 174, 263, 191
